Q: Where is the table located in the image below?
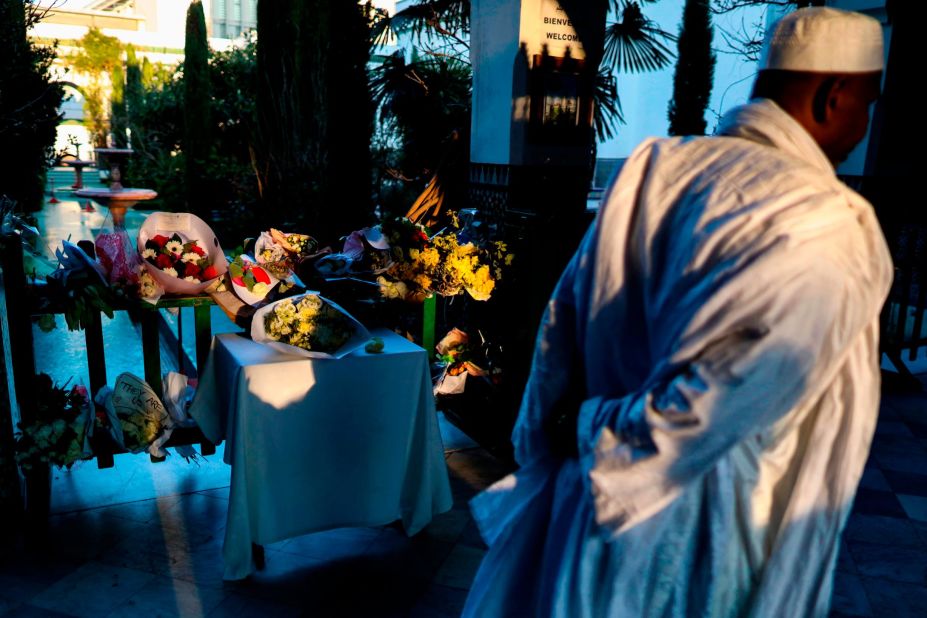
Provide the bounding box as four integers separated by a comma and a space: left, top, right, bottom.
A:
188, 329, 453, 580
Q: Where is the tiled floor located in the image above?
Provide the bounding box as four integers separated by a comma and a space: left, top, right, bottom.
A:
0, 417, 511, 617
3, 388, 927, 616
831, 386, 927, 618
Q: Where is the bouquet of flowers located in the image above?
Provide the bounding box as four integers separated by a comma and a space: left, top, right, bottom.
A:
141, 233, 218, 283
251, 293, 371, 359
255, 228, 319, 279
43, 241, 117, 331
95, 373, 171, 455
137, 212, 228, 295
14, 375, 93, 471
229, 254, 278, 305
137, 264, 164, 304
375, 217, 512, 302
96, 227, 141, 290
314, 226, 392, 277
433, 327, 499, 396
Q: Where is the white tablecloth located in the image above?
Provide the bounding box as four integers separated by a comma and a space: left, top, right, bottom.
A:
188, 329, 453, 580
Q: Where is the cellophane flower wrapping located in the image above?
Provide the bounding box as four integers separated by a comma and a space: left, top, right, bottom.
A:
254, 229, 318, 281
95, 373, 172, 456
94, 212, 142, 290
137, 212, 228, 295
251, 293, 371, 359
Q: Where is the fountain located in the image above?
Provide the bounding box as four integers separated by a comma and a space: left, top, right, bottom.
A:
75, 147, 156, 227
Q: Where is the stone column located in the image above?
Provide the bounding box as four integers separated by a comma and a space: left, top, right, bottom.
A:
469, 0, 607, 436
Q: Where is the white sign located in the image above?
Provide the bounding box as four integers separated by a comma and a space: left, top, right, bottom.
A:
528, 0, 585, 59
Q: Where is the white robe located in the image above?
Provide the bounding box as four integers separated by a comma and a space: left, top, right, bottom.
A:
463, 99, 893, 618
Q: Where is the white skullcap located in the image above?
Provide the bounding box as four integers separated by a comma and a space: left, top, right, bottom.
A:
759, 7, 884, 73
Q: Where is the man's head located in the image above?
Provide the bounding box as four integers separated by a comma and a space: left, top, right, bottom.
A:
751, 8, 884, 166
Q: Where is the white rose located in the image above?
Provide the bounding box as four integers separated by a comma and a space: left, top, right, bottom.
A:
301, 295, 323, 311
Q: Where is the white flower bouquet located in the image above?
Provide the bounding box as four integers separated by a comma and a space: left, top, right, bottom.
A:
251, 293, 371, 359
14, 375, 93, 471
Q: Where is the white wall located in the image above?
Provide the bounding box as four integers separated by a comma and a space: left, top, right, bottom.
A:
470, 0, 523, 165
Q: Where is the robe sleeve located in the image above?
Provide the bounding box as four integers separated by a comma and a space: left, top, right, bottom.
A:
576, 217, 885, 534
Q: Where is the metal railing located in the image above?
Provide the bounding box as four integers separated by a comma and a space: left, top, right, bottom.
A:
0, 234, 216, 469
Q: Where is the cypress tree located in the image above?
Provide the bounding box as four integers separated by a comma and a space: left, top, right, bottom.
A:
183, 0, 212, 214
255, 0, 374, 240
110, 60, 127, 147
0, 0, 63, 211
141, 56, 155, 88
668, 0, 715, 136
125, 44, 143, 136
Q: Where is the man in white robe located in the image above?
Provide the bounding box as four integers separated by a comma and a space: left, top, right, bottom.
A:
463, 8, 892, 617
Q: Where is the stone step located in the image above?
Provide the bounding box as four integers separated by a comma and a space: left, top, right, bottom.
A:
46, 166, 106, 192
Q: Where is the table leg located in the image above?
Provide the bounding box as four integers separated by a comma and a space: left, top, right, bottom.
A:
423, 294, 436, 360
141, 309, 163, 397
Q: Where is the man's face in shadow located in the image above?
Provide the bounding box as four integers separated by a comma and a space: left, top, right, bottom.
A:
825, 71, 882, 164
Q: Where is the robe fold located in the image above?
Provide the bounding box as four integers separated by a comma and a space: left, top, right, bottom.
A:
463, 99, 893, 618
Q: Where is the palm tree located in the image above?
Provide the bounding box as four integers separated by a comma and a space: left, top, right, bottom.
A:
598, 1, 675, 140
369, 49, 471, 221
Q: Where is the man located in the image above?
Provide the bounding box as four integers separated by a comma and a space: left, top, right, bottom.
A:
463, 7, 891, 617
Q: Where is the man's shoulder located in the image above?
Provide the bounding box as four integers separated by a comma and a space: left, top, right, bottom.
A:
622, 135, 883, 264
638, 134, 857, 214
646, 134, 833, 187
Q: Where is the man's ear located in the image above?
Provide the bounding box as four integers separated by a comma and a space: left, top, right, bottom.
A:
811, 76, 840, 124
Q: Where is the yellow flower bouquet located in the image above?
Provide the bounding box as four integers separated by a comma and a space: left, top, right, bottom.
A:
375, 217, 512, 302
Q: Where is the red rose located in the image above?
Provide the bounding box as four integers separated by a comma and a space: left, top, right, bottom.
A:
202, 265, 219, 280
190, 245, 206, 256
184, 262, 201, 278
151, 234, 171, 247
155, 254, 173, 269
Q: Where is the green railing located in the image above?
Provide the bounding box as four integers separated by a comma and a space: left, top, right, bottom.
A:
0, 234, 216, 470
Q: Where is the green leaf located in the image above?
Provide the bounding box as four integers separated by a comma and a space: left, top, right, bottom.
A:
229, 262, 244, 279
243, 270, 256, 291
